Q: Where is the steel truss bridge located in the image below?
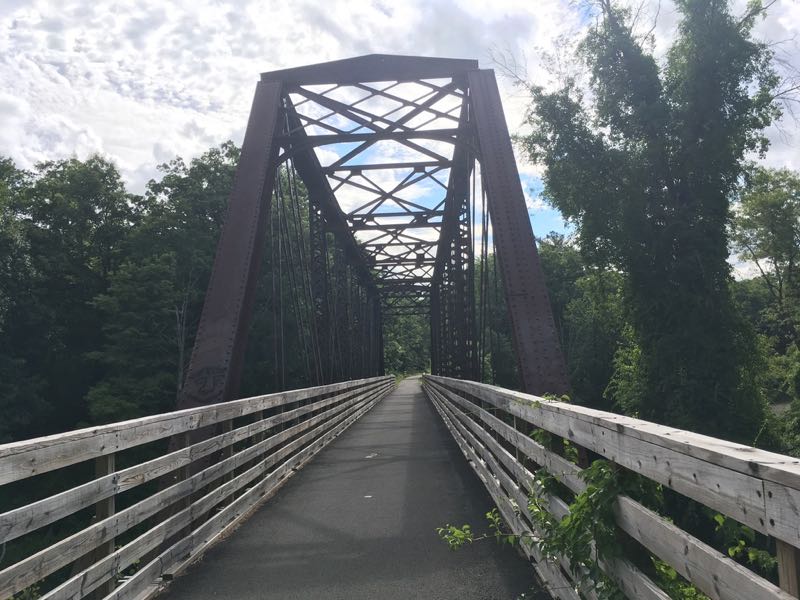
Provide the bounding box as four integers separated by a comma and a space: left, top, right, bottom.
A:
2, 56, 800, 600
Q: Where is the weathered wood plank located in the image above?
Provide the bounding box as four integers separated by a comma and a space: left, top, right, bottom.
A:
427, 379, 583, 491
777, 539, 800, 596
0, 379, 389, 543
107, 385, 390, 600
765, 481, 800, 548
430, 386, 668, 600
0, 376, 391, 485
429, 376, 800, 490
428, 377, 769, 536
94, 453, 116, 598
426, 378, 796, 600
160, 383, 391, 581
614, 496, 793, 600
429, 388, 597, 599
38, 382, 393, 600
427, 389, 582, 600
0, 383, 390, 599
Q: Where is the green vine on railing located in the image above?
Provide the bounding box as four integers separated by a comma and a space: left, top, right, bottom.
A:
529, 461, 626, 599
436, 457, 716, 600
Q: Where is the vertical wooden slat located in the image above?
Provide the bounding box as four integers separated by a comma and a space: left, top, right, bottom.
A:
94, 453, 116, 597
253, 410, 265, 444
777, 539, 800, 597
221, 419, 234, 486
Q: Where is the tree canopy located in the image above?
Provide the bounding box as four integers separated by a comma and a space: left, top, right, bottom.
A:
521, 0, 781, 440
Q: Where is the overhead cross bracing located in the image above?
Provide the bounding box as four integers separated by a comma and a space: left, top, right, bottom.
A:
276, 68, 471, 315
175, 54, 570, 414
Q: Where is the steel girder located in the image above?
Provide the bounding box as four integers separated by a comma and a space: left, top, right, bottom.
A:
468, 70, 569, 395
177, 54, 569, 410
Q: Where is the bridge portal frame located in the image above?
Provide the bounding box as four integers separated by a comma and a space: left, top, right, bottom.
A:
177, 54, 569, 412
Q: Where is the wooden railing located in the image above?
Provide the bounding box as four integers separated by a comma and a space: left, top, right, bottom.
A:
0, 375, 394, 600
423, 375, 800, 600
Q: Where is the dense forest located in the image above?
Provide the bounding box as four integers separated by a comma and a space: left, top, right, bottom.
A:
514, 0, 800, 452
1, 143, 797, 452
0, 0, 798, 461
3, 3, 800, 599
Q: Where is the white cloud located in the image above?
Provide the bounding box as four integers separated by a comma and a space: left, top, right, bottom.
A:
524, 189, 548, 213
0, 0, 797, 199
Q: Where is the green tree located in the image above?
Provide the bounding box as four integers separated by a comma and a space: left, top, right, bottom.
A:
564, 270, 626, 411
0, 159, 48, 442
733, 167, 800, 351
384, 312, 429, 375
522, 0, 780, 439
0, 155, 136, 438
87, 143, 239, 422
537, 234, 626, 410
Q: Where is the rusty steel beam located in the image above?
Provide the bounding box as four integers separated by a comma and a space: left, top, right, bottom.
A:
176, 55, 570, 409
177, 80, 283, 410
468, 69, 570, 396
285, 106, 377, 296
322, 161, 450, 173
261, 54, 478, 85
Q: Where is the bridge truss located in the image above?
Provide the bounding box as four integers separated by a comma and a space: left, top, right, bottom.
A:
177, 54, 569, 410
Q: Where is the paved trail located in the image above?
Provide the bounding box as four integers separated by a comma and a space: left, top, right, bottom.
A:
165, 377, 539, 599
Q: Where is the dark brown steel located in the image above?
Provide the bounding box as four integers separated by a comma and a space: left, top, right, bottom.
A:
468, 69, 570, 396
261, 54, 478, 85
177, 54, 569, 410
284, 106, 377, 294
177, 80, 283, 410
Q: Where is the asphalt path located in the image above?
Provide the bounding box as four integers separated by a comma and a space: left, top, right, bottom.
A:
165, 377, 540, 599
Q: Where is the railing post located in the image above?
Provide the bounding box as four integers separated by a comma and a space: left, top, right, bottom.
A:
94, 453, 116, 596
777, 539, 800, 596
253, 409, 265, 444
221, 419, 234, 486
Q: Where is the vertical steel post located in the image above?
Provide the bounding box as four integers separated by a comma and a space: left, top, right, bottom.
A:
310, 199, 331, 383
177, 80, 284, 409
468, 69, 570, 396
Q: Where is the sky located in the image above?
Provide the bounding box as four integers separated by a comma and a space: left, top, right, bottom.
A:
1, 0, 799, 242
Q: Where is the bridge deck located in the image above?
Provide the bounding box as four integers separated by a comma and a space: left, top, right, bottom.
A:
163, 377, 538, 599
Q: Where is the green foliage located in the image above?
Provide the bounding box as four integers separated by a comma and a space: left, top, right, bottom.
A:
0, 154, 136, 438
383, 312, 429, 375
436, 509, 529, 552
733, 167, 800, 351
712, 512, 777, 579
604, 325, 647, 416
0, 141, 431, 441
87, 144, 238, 422
528, 461, 666, 598
652, 559, 709, 600
538, 235, 626, 411
528, 462, 625, 598
521, 0, 779, 440
436, 522, 475, 550
730, 166, 800, 450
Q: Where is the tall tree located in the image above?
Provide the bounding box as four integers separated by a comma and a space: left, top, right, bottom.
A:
0, 156, 136, 437
733, 166, 800, 351
87, 143, 239, 422
383, 312, 429, 375
522, 0, 780, 439
0, 159, 48, 442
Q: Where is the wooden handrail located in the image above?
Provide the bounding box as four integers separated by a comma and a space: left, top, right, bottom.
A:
423, 375, 800, 600
0, 376, 394, 600
0, 376, 387, 486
